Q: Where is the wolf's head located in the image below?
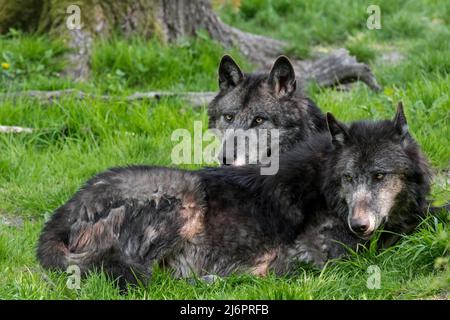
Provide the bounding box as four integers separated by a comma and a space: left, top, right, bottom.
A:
208, 55, 325, 166
323, 103, 431, 240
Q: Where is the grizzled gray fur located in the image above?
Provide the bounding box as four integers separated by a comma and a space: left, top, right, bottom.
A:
37, 103, 431, 288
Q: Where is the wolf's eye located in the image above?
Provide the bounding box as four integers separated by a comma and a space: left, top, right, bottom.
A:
343, 174, 353, 183
254, 117, 264, 125
374, 173, 385, 181
223, 114, 234, 122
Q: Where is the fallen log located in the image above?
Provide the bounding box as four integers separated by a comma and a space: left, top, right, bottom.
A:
0, 90, 217, 108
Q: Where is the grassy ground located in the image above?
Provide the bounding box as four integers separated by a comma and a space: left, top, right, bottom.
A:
0, 0, 449, 299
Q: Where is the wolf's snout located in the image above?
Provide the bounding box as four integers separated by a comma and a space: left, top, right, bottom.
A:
348, 202, 375, 238
350, 217, 370, 234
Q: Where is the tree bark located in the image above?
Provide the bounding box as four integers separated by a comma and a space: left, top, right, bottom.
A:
0, 0, 380, 90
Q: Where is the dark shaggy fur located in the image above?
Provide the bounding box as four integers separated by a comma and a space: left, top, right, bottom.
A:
37, 104, 431, 287
208, 55, 326, 165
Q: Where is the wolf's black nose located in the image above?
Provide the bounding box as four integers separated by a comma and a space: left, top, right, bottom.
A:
350, 218, 369, 233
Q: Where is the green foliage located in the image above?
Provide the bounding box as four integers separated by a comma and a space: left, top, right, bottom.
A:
218, 0, 450, 58
0, 29, 69, 91
91, 35, 250, 93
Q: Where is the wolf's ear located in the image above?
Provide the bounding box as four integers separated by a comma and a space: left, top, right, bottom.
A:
393, 102, 409, 138
268, 56, 296, 98
326, 113, 349, 146
218, 55, 243, 91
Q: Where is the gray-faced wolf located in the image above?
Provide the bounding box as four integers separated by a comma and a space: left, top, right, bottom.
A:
37, 103, 431, 288
208, 55, 326, 165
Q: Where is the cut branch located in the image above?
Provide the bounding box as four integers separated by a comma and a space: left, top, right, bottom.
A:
0, 125, 34, 133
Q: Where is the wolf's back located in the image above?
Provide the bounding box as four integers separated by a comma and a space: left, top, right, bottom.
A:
36, 166, 206, 275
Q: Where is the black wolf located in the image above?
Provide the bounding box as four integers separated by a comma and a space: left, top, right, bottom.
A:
208, 55, 326, 165
37, 103, 431, 287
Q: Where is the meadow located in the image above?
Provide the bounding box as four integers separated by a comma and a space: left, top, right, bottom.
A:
0, 0, 448, 299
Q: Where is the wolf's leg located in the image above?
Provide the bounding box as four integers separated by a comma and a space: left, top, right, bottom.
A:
64, 205, 155, 288
67, 196, 204, 287
67, 245, 150, 290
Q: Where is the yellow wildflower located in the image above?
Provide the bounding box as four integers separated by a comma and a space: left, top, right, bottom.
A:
1, 62, 10, 70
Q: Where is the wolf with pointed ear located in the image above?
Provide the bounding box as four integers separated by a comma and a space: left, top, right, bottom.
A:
218, 54, 244, 91
268, 56, 296, 98
322, 103, 432, 246
208, 54, 327, 166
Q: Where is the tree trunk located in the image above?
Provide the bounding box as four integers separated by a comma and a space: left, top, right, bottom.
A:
0, 0, 380, 90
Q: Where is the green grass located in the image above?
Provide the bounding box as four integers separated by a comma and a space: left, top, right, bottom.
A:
217, 0, 450, 58
91, 35, 250, 94
0, 0, 449, 299
0, 213, 448, 299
